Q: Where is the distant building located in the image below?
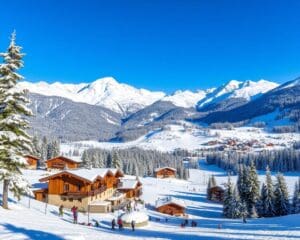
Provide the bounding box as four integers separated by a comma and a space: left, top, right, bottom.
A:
154, 167, 176, 178
25, 155, 39, 170
46, 156, 81, 170
155, 197, 186, 216
208, 186, 224, 202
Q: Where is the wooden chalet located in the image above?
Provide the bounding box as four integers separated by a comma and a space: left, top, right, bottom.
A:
155, 197, 186, 216
154, 167, 176, 178
25, 155, 39, 169
46, 156, 82, 170
117, 177, 142, 199
36, 168, 126, 212
208, 186, 224, 202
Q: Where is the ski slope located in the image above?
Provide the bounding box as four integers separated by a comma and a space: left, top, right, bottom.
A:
1, 161, 300, 240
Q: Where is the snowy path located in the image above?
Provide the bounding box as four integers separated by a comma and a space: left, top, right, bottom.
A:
0, 165, 300, 240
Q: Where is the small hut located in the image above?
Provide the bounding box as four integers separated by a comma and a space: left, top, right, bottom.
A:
208, 186, 224, 202
154, 167, 176, 178
155, 197, 186, 216
25, 155, 39, 170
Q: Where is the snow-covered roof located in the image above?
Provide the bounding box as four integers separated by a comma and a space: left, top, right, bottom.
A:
118, 179, 140, 189
155, 197, 186, 209
39, 168, 122, 183
154, 167, 177, 172
46, 156, 82, 163
120, 211, 149, 224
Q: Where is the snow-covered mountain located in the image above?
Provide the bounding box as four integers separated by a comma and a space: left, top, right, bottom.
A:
19, 77, 278, 115
197, 79, 279, 109
19, 77, 165, 115
161, 89, 214, 108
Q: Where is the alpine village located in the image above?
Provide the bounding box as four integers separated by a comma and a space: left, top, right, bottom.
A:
1, 2, 300, 240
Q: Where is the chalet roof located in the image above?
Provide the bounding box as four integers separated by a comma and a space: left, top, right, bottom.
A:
25, 155, 40, 161
46, 156, 82, 163
154, 167, 177, 173
39, 168, 123, 183
155, 197, 186, 209
118, 179, 140, 190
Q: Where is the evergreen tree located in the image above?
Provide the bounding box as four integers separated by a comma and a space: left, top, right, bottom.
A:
247, 161, 260, 217
81, 151, 91, 168
40, 136, 48, 163
223, 175, 234, 218
237, 164, 248, 203
112, 151, 121, 169
292, 178, 300, 214
260, 166, 275, 217
0, 32, 32, 208
274, 173, 290, 216
231, 187, 242, 218
106, 153, 112, 168
51, 140, 60, 157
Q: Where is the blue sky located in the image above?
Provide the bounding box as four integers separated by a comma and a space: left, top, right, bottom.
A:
1, 0, 300, 93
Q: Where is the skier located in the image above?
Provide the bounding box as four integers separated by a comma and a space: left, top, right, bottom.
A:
117, 218, 123, 230
59, 205, 64, 217
131, 220, 135, 231
111, 218, 116, 230
71, 206, 78, 224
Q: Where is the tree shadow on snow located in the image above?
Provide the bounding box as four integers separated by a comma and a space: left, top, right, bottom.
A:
1, 223, 65, 240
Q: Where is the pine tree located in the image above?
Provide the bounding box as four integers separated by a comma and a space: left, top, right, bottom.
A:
223, 175, 234, 218
0, 32, 32, 209
51, 140, 60, 158
231, 186, 242, 218
292, 179, 300, 214
81, 151, 91, 168
237, 164, 248, 202
274, 173, 290, 216
106, 153, 112, 168
260, 166, 275, 217
247, 161, 260, 217
112, 151, 121, 169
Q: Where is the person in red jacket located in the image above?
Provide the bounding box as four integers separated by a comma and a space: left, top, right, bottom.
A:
71, 206, 78, 224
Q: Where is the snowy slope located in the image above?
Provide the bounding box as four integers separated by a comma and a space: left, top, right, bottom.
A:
18, 77, 165, 115
1, 165, 300, 240
197, 79, 278, 108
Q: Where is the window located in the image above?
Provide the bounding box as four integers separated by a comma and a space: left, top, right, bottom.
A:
69, 198, 73, 202
63, 183, 69, 192
77, 185, 81, 191
78, 198, 82, 203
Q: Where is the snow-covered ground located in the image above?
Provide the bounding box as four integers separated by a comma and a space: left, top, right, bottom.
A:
1, 161, 300, 240
61, 124, 300, 153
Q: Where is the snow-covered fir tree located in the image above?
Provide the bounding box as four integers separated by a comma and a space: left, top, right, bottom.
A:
274, 173, 290, 216
106, 153, 112, 168
292, 178, 300, 214
260, 166, 276, 217
231, 186, 243, 218
237, 164, 248, 203
0, 32, 32, 209
112, 151, 121, 169
223, 175, 234, 218
247, 161, 260, 217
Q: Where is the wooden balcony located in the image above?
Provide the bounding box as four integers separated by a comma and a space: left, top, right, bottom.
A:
61, 186, 107, 199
